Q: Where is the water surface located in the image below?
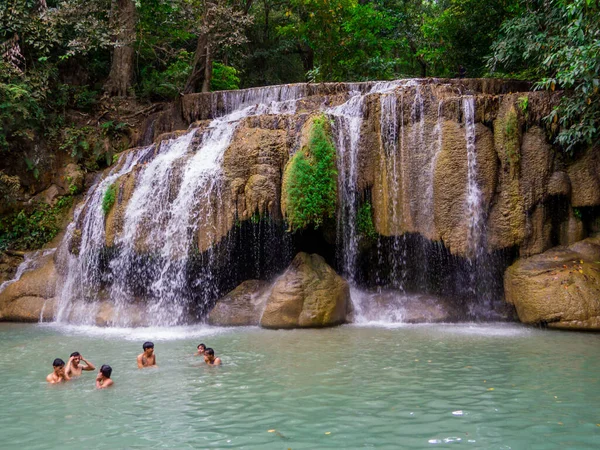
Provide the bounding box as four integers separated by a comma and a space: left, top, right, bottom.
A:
0, 323, 599, 449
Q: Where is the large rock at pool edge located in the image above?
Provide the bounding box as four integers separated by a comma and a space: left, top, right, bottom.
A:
0, 252, 57, 322
260, 252, 350, 329
208, 280, 271, 326
504, 235, 600, 330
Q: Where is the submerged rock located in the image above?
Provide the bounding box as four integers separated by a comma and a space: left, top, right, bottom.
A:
504, 235, 600, 330
208, 280, 271, 326
260, 252, 350, 329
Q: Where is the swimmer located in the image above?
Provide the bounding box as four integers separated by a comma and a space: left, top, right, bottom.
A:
137, 341, 157, 368
46, 358, 70, 383
195, 343, 206, 356
203, 348, 221, 366
65, 352, 96, 377
95, 364, 114, 389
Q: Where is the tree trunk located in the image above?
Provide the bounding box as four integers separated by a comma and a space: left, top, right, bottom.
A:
184, 33, 211, 94
104, 0, 137, 97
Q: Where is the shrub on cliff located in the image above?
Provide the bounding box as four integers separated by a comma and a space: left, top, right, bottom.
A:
282, 115, 337, 231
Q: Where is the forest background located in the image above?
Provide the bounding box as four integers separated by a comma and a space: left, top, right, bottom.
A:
0, 0, 598, 251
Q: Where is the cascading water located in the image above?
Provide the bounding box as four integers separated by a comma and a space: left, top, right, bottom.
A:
47, 80, 513, 327
56, 86, 307, 326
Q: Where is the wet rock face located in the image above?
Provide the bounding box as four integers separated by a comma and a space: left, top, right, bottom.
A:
208, 280, 271, 326
504, 235, 600, 330
0, 253, 57, 322
260, 252, 350, 328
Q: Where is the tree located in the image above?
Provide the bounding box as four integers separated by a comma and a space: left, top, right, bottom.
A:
489, 0, 600, 153
184, 0, 252, 94
104, 0, 137, 96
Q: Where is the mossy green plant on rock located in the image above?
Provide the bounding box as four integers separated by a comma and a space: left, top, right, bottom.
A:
282, 115, 337, 231
357, 201, 377, 240
102, 183, 118, 216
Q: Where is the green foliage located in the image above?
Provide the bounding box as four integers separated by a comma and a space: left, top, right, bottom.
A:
0, 196, 73, 251
0, 80, 44, 151
211, 63, 240, 91
102, 183, 117, 216
357, 201, 377, 240
284, 115, 337, 231
138, 51, 193, 100
489, 0, 600, 153
0, 171, 20, 206
573, 207, 582, 221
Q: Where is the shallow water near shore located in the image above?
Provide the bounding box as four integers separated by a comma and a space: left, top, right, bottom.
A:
0, 323, 599, 449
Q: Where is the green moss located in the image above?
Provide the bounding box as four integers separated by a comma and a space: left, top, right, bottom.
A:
102, 183, 118, 216
283, 115, 337, 231
357, 201, 377, 240
0, 196, 74, 251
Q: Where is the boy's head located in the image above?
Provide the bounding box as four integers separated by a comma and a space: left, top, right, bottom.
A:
70, 351, 81, 364
143, 342, 154, 354
197, 343, 206, 352
53, 358, 65, 374
204, 348, 215, 360
100, 364, 112, 378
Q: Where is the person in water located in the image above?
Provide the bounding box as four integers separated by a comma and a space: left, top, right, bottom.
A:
203, 348, 221, 366
195, 343, 206, 356
137, 341, 157, 368
95, 364, 114, 389
46, 358, 70, 383
65, 352, 95, 377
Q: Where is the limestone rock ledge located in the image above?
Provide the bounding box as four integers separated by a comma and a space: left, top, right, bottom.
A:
260, 252, 350, 329
0, 252, 57, 322
504, 236, 600, 330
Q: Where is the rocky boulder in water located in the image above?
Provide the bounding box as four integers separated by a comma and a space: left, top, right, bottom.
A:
208, 280, 271, 326
0, 252, 57, 322
504, 235, 600, 330
260, 252, 350, 328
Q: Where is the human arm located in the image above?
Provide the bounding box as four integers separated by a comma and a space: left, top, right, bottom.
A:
64, 356, 74, 377
137, 354, 144, 369
46, 373, 55, 383
81, 356, 95, 371
214, 357, 222, 366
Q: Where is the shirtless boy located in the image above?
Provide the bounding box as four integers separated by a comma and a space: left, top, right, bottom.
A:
203, 348, 222, 366
46, 358, 70, 383
95, 365, 114, 389
137, 341, 157, 368
195, 343, 206, 356
65, 352, 96, 377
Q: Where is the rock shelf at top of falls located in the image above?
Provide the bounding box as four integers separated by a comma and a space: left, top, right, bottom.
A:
1, 79, 599, 330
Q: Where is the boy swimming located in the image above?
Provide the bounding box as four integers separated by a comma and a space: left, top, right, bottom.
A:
203, 348, 222, 366
46, 358, 70, 383
95, 365, 114, 389
65, 352, 96, 377
137, 341, 157, 368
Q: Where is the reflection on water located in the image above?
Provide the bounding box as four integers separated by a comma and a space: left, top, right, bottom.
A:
0, 323, 599, 449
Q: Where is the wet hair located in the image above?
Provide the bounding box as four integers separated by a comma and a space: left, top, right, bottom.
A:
204, 348, 215, 356
70, 351, 80, 358
143, 341, 154, 350
100, 364, 112, 378
197, 343, 206, 349
53, 358, 65, 367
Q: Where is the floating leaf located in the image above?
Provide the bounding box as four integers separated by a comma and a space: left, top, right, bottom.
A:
487, 388, 495, 391
325, 432, 331, 435
268, 429, 276, 433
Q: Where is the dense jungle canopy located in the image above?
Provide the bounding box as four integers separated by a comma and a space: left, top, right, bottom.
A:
0, 0, 599, 250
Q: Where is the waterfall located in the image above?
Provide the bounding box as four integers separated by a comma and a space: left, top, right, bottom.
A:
56, 86, 306, 326
48, 80, 508, 327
